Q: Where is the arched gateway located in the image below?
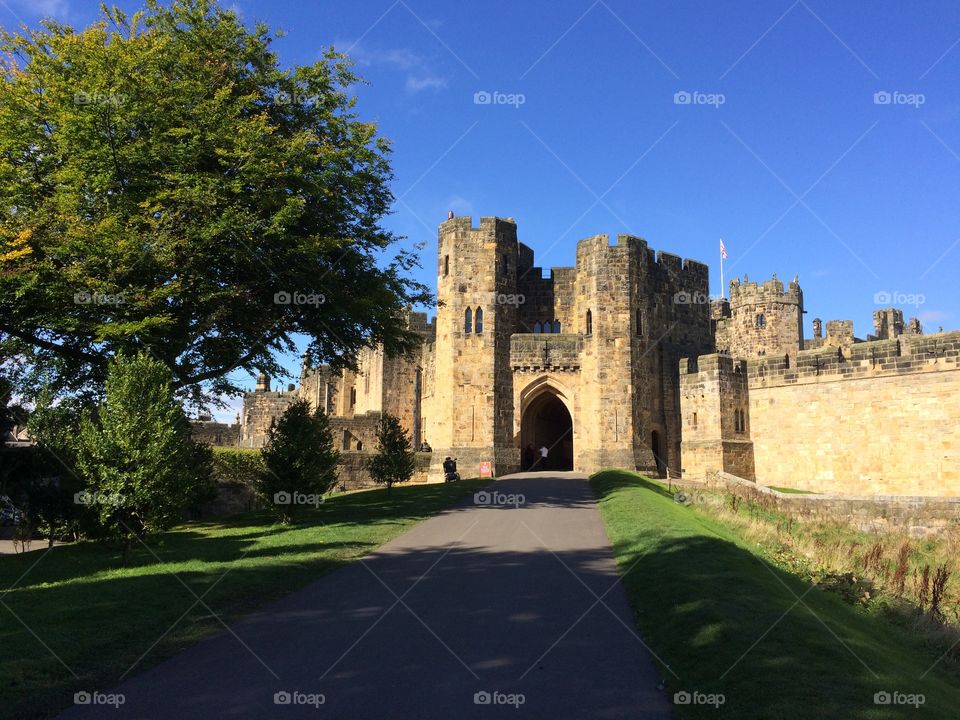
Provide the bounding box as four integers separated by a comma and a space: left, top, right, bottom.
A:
519, 383, 574, 471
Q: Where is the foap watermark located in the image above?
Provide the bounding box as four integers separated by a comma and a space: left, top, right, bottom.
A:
74, 691, 125, 708
273, 690, 325, 708
873, 90, 925, 108
474, 90, 525, 108
74, 91, 127, 107
674, 690, 725, 708
74, 290, 126, 305
474, 490, 525, 508
473, 690, 525, 708
674, 90, 725, 108
873, 290, 925, 308
673, 290, 711, 305
275, 91, 319, 105
74, 490, 124, 507
489, 292, 526, 307
274, 290, 325, 307
873, 690, 925, 708
273, 491, 324, 508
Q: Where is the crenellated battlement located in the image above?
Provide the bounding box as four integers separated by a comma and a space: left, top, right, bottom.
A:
746, 329, 960, 386
728, 273, 802, 308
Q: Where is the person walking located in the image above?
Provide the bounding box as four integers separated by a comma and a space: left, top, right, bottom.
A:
523, 444, 535, 471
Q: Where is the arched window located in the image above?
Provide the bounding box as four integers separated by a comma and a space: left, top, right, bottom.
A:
464, 307, 472, 334
756, 313, 766, 329
552, 320, 561, 333
356, 440, 363, 451
637, 309, 643, 335
533, 322, 542, 334
542, 320, 551, 334
585, 309, 593, 335
475, 307, 483, 333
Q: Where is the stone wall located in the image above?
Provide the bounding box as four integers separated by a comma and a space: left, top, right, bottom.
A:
747, 331, 960, 496
695, 471, 960, 538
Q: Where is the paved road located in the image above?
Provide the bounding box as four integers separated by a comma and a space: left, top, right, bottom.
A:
60, 473, 672, 719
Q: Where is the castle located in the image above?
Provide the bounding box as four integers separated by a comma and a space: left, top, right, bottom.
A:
239, 215, 960, 496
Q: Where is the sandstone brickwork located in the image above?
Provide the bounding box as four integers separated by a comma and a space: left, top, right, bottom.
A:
237, 214, 959, 498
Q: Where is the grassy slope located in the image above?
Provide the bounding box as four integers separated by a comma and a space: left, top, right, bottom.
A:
592, 470, 959, 720
0, 480, 488, 720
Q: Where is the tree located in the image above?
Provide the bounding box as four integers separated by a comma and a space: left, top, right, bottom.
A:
260, 398, 339, 523
368, 413, 415, 496
76, 352, 209, 564
21, 387, 86, 546
0, 0, 430, 406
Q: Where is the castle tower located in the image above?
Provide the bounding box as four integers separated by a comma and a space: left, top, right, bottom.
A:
718, 274, 804, 358
255, 372, 270, 392
872, 308, 904, 340
679, 354, 755, 480
429, 216, 519, 478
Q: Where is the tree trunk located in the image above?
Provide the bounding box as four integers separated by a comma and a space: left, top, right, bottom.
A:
121, 536, 131, 567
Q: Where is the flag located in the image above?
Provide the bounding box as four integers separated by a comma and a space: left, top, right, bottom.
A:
720, 238, 728, 260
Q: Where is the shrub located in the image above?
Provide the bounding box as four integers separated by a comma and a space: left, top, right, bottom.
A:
76, 353, 210, 564
260, 399, 339, 523
367, 413, 415, 496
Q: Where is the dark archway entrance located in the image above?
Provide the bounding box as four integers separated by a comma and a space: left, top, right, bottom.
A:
521, 392, 574, 471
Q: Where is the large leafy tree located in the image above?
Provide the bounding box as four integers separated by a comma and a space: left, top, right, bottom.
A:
260, 398, 339, 523
0, 0, 430, 405
76, 352, 210, 563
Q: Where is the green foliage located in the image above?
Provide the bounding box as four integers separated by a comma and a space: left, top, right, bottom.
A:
76, 352, 210, 560
0, 0, 430, 404
367, 413, 415, 495
212, 447, 266, 487
260, 398, 339, 523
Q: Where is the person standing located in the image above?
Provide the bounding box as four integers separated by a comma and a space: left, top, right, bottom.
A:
538, 444, 549, 471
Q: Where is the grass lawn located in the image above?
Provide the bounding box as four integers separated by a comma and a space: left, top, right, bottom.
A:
767, 485, 819, 494
591, 469, 960, 719
0, 479, 488, 720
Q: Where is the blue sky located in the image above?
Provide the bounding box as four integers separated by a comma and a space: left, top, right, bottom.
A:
5, 0, 960, 419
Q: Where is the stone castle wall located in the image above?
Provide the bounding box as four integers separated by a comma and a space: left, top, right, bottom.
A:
746, 331, 960, 496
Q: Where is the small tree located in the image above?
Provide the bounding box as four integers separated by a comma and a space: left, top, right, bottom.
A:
260, 399, 339, 523
76, 353, 209, 564
368, 413, 415, 496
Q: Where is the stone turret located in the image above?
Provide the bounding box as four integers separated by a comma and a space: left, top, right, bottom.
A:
715, 274, 804, 358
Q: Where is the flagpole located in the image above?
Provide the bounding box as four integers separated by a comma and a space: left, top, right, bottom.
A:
720, 239, 725, 299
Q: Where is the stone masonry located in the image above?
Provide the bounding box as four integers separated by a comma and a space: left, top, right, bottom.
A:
239, 214, 959, 497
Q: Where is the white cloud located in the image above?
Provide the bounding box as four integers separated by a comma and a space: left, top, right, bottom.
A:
445, 195, 474, 216
919, 310, 949, 324
406, 75, 447, 93
13, 0, 70, 20
337, 40, 448, 95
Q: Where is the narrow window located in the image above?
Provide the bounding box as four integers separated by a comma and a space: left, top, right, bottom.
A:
553, 320, 561, 333
443, 255, 449, 276
692, 412, 698, 428
356, 441, 363, 451
585, 309, 593, 335
542, 320, 551, 334
349, 387, 356, 407
756, 313, 766, 329
637, 309, 643, 335
464, 307, 472, 334
533, 322, 542, 333
475, 307, 483, 333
